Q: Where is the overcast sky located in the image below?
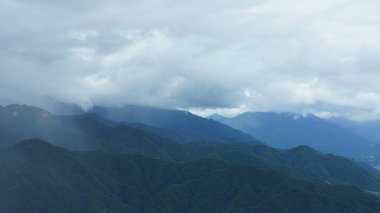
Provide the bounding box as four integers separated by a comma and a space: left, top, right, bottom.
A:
1, 0, 380, 120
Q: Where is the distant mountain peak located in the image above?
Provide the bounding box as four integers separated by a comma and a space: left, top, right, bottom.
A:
287, 112, 320, 121
236, 111, 320, 122
89, 105, 256, 144
15, 138, 53, 148
288, 145, 320, 155
220, 111, 376, 158
2, 104, 51, 117
12, 138, 64, 155
207, 113, 229, 122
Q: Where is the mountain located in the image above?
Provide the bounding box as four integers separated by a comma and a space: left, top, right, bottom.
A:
87, 105, 256, 144
207, 113, 229, 122
329, 117, 380, 167
219, 112, 378, 159
0, 104, 187, 159
2, 139, 380, 213
40, 100, 85, 115
183, 142, 380, 192
1, 105, 380, 192
330, 117, 380, 144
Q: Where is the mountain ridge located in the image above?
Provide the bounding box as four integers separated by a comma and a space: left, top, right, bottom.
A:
88, 105, 257, 144
219, 111, 378, 159
2, 138, 380, 213
2, 105, 380, 192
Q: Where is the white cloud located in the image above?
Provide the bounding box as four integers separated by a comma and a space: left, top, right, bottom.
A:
1, 0, 380, 120
68, 30, 99, 42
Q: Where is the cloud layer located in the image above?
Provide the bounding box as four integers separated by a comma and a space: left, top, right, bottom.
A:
1, 0, 380, 119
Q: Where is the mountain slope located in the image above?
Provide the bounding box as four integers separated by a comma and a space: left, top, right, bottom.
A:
0, 104, 188, 160
183, 142, 380, 192
1, 105, 380, 192
220, 112, 378, 159
88, 105, 256, 144
1, 139, 380, 213
330, 117, 380, 144
207, 113, 229, 122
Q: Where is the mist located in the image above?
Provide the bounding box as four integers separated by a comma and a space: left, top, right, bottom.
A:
1, 0, 380, 120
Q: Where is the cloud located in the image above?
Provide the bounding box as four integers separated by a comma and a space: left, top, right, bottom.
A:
1, 0, 380, 119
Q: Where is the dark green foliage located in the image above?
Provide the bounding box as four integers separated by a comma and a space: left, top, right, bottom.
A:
1, 139, 380, 213
183, 142, 380, 192
3, 105, 380, 212
1, 105, 380, 193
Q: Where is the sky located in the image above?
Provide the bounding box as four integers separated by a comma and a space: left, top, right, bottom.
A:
1, 0, 380, 120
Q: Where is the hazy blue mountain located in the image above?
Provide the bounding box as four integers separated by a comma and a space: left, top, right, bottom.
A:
40, 100, 85, 115
330, 117, 380, 143
88, 105, 256, 144
220, 112, 378, 159
207, 113, 229, 122
2, 139, 380, 213
329, 117, 380, 167
2, 105, 380, 192
0, 104, 188, 159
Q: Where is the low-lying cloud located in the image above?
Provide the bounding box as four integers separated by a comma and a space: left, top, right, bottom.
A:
1, 0, 380, 120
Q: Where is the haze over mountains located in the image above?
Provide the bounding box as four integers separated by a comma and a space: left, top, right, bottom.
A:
330, 117, 380, 144
210, 112, 380, 161
2, 103, 380, 212
2, 0, 380, 212
3, 103, 380, 162
87, 105, 256, 144
0, 104, 255, 148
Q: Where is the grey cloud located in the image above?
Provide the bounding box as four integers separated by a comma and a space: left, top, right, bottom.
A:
1, 0, 380, 120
